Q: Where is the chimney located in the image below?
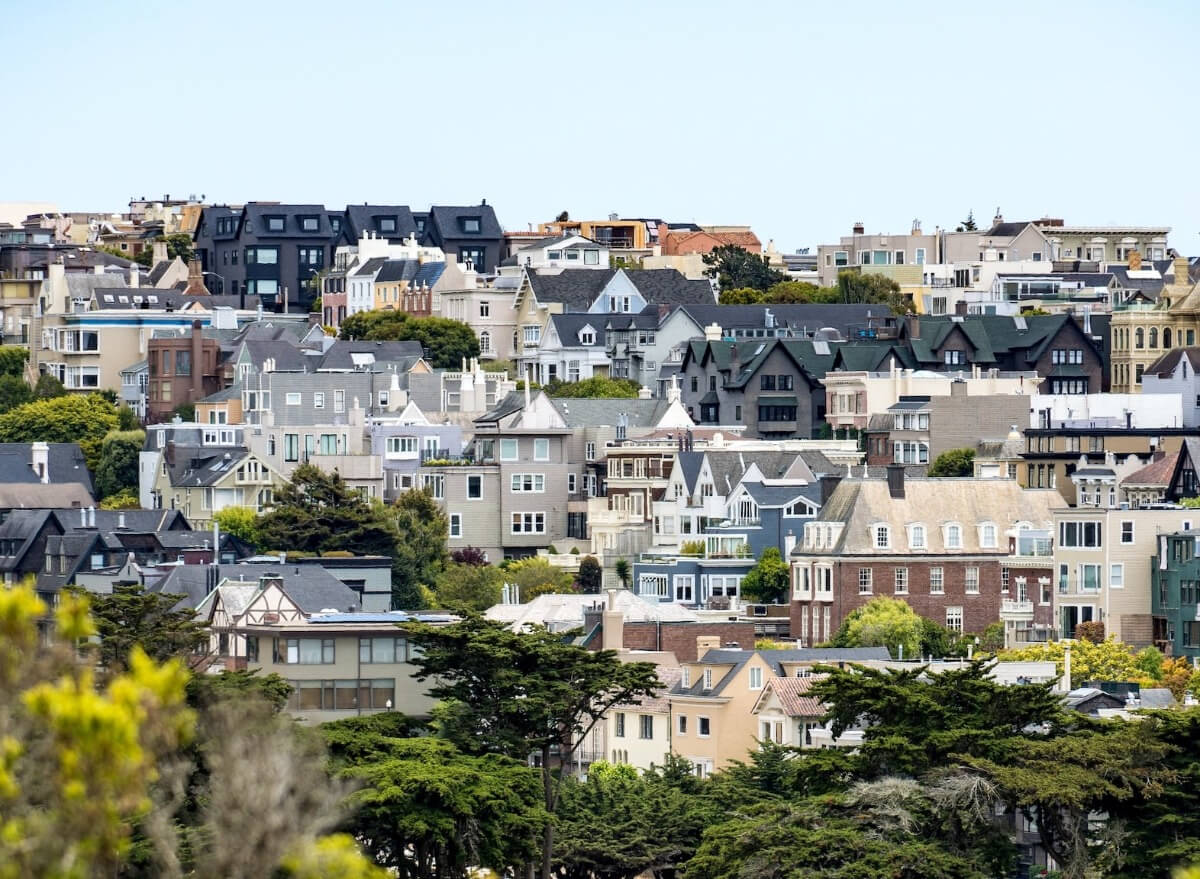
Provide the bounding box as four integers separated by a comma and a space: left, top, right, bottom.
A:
638, 385, 652, 399
696, 634, 721, 659
905, 313, 920, 339
183, 259, 210, 296
852, 221, 865, 235
87, 505, 95, 528
152, 239, 169, 265
30, 441, 49, 483
1174, 256, 1190, 287
118, 512, 126, 529
886, 463, 905, 498
601, 588, 623, 651
129, 264, 140, 288
950, 379, 967, 397
704, 322, 722, 342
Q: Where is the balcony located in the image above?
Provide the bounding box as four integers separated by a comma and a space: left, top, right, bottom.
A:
589, 508, 647, 527
1000, 599, 1034, 621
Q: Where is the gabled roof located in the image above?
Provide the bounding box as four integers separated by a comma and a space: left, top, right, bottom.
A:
675, 451, 705, 494
241, 203, 331, 237
527, 270, 616, 309
983, 220, 1033, 238
548, 398, 678, 428
349, 256, 388, 278
153, 562, 360, 613
235, 339, 310, 373
673, 647, 889, 698
677, 303, 890, 335
1121, 451, 1179, 488
316, 339, 424, 371
0, 443, 93, 495
342, 205, 418, 242
682, 338, 836, 388
547, 313, 606, 348
427, 205, 503, 241
374, 259, 446, 286
475, 391, 527, 424
162, 445, 248, 488
1145, 346, 1200, 378
757, 674, 825, 717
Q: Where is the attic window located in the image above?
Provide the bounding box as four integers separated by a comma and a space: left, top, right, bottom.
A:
265, 216, 285, 233
103, 295, 114, 303
329, 216, 341, 233
299, 216, 319, 232
460, 217, 482, 234
579, 328, 595, 345
377, 217, 397, 234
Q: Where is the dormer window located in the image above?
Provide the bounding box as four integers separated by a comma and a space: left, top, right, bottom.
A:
329, 216, 342, 233
548, 250, 563, 260
377, 217, 397, 234
945, 523, 963, 549
299, 215, 319, 232
873, 524, 891, 549
460, 217, 482, 234
265, 216, 285, 233
908, 524, 926, 549
415, 218, 426, 233
579, 327, 595, 345
979, 522, 998, 548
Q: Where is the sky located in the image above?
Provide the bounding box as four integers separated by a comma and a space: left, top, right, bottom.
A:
5, 0, 1200, 252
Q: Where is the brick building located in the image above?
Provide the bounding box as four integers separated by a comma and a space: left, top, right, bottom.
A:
789, 468, 1065, 645
146, 320, 222, 422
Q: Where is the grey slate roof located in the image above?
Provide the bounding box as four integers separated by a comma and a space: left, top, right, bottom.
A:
374, 259, 447, 286
742, 481, 815, 507
549, 314, 607, 348
679, 303, 892, 335
672, 647, 890, 697
527, 268, 714, 311
0, 443, 94, 495
162, 445, 246, 488
152, 562, 360, 612
342, 205, 418, 242
316, 340, 424, 371
548, 398, 673, 428
676, 451, 704, 493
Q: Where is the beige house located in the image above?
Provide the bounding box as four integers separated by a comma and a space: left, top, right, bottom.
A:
440, 285, 519, 361
149, 447, 283, 529
604, 666, 680, 771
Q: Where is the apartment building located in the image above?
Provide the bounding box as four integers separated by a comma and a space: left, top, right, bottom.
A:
1152, 530, 1200, 658
1110, 257, 1197, 392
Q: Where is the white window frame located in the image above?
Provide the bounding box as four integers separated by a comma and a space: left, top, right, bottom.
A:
748, 666, 763, 690
533, 438, 550, 461
499, 438, 519, 461
285, 392, 301, 406
449, 513, 462, 538
930, 566, 944, 594
965, 566, 979, 594
1110, 563, 1124, 588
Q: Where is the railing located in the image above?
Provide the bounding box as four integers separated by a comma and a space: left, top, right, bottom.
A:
1001, 599, 1034, 616
419, 453, 478, 467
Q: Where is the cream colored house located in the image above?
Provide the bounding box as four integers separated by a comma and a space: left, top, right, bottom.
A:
149, 447, 283, 529
604, 666, 680, 771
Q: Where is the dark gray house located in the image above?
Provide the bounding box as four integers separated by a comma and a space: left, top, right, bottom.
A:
415, 204, 503, 274
678, 339, 837, 438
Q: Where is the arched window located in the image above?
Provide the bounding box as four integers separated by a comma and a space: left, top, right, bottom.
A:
945, 523, 963, 549
909, 524, 926, 549
1164, 328, 1173, 348
512, 330, 519, 352
1149, 327, 1158, 348
479, 330, 491, 354
1135, 327, 1144, 349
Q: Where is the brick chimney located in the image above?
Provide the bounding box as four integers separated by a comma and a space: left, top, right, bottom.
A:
696, 634, 721, 659
184, 259, 210, 296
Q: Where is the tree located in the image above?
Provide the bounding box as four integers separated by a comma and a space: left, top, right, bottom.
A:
1000, 637, 1148, 688
740, 547, 791, 603
213, 505, 261, 551
390, 488, 449, 609
158, 233, 195, 264
172, 402, 196, 422
576, 555, 602, 594
0, 373, 32, 414
1181, 496, 1200, 509
74, 583, 211, 672
185, 668, 292, 712
257, 464, 399, 559
0, 392, 119, 471
407, 615, 660, 879
703, 245, 787, 292
100, 487, 141, 509
505, 556, 576, 601
434, 562, 504, 611
717, 286, 765, 304
958, 210, 978, 232
613, 558, 631, 590
0, 345, 28, 377
450, 545, 488, 566
928, 447, 976, 477
94, 428, 145, 499
33, 371, 66, 399
828, 596, 925, 660
544, 376, 642, 398
338, 311, 480, 369
836, 270, 907, 312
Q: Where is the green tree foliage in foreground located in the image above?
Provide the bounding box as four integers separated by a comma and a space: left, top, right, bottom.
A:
740, 547, 791, 603
503, 556, 576, 602
433, 561, 504, 611
337, 311, 480, 369
93, 429, 145, 499
0, 391, 120, 471
703, 244, 787, 291
544, 376, 642, 398
928, 447, 976, 477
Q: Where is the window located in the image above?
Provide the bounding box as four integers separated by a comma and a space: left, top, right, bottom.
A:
637, 714, 654, 739
460, 246, 485, 268
874, 525, 890, 549
614, 713, 625, 737
703, 668, 713, 690
265, 216, 285, 232
965, 567, 979, 594
677, 715, 687, 735
1121, 521, 1134, 544
511, 512, 546, 534
334, 389, 345, 413
299, 215, 319, 232
499, 439, 518, 461
980, 523, 997, 548
859, 568, 873, 594
449, 514, 462, 538
567, 472, 577, 493
894, 567, 908, 594
298, 246, 323, 267
359, 636, 408, 664
698, 716, 711, 737
915, 248, 926, 264
930, 567, 944, 594
748, 667, 763, 690
420, 473, 444, 499
760, 375, 776, 391
946, 606, 963, 633
1058, 521, 1102, 548
460, 217, 482, 234
386, 436, 417, 455
674, 575, 694, 602
284, 434, 299, 462
1080, 563, 1101, 592
944, 350, 964, 366
313, 391, 325, 409
533, 438, 549, 461
510, 473, 545, 493
945, 524, 962, 549
245, 246, 279, 264
1110, 563, 1124, 588
279, 638, 335, 664
286, 392, 301, 406
909, 524, 926, 549
467, 475, 482, 499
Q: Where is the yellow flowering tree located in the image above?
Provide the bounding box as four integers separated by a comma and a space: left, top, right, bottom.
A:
999, 637, 1150, 688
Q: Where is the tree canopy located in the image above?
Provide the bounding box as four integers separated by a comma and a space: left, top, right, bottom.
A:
703, 245, 787, 291
544, 376, 642, 398
928, 447, 976, 477
740, 547, 791, 603
504, 556, 576, 602
93, 428, 144, 499
337, 311, 480, 369
433, 561, 503, 611
0, 392, 120, 471
576, 555, 602, 594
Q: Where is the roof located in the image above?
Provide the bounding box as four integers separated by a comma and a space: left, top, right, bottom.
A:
0, 443, 93, 494
162, 445, 248, 488
0, 484, 94, 510
152, 562, 360, 612
764, 675, 825, 716
342, 205, 418, 242
1122, 451, 1179, 487
1139, 688, 1177, 708
678, 303, 892, 335
427, 205, 503, 241
1145, 347, 1200, 378
374, 259, 447, 286
799, 477, 1066, 555
527, 268, 713, 310
316, 339, 425, 371
485, 589, 698, 631
548, 398, 676, 429
615, 665, 682, 713
673, 647, 889, 698
547, 313, 607, 348
983, 221, 1033, 238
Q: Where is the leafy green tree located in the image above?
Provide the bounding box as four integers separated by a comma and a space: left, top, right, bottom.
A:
100, 487, 140, 509
0, 374, 32, 414
717, 286, 765, 304
33, 371, 66, 399
185, 668, 292, 712
257, 464, 399, 560
505, 556, 575, 601
434, 562, 504, 610
171, 402, 196, 421
703, 244, 786, 292
0, 391, 119, 471
764, 280, 842, 304
828, 596, 924, 659
73, 583, 210, 672
390, 487, 448, 609
1000, 637, 1148, 688
740, 547, 791, 603
544, 376, 642, 398
338, 311, 480, 369
928, 447, 976, 477
407, 615, 660, 879
93, 428, 145, 499
158, 233, 195, 263
836, 270, 908, 312
576, 555, 602, 594
1181, 496, 1200, 509
957, 210, 978, 232
213, 505, 261, 551
0, 345, 29, 377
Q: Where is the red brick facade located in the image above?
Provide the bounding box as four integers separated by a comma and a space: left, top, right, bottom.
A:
598, 621, 757, 662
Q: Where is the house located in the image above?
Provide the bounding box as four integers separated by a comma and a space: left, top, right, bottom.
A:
815, 220, 944, 288
668, 645, 889, 774
1142, 347, 1200, 427
499, 234, 609, 273
604, 665, 680, 771
678, 337, 836, 437
790, 469, 1065, 645
528, 313, 632, 385
1053, 507, 1200, 645
1110, 257, 1199, 392
145, 440, 283, 529
144, 320, 224, 422
369, 402, 464, 502
1064, 687, 1127, 716
416, 204, 503, 274
439, 283, 519, 361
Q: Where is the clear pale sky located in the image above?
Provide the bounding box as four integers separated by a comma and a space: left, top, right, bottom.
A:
5, 0, 1199, 252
